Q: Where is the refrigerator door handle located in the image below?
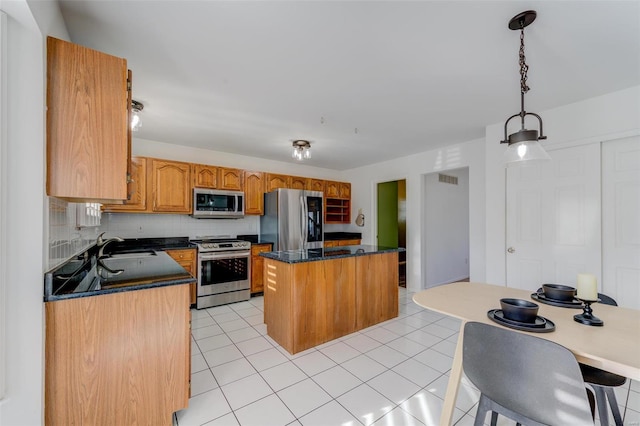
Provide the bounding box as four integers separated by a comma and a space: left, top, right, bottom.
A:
301, 195, 308, 248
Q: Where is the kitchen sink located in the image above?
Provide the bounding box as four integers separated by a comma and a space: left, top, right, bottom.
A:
104, 251, 158, 259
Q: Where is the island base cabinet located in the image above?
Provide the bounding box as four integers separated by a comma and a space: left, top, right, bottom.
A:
356, 252, 399, 329
264, 252, 398, 354
45, 284, 191, 426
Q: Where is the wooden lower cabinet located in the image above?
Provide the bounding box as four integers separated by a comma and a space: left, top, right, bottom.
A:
165, 248, 197, 305
251, 243, 272, 294
45, 284, 191, 426
264, 252, 398, 354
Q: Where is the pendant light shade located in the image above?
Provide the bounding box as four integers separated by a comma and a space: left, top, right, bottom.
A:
500, 11, 551, 166
131, 100, 144, 132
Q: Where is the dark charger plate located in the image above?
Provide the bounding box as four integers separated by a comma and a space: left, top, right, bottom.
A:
487, 309, 556, 333
531, 292, 583, 309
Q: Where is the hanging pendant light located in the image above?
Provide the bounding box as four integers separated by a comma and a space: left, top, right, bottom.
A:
131, 100, 144, 132
291, 140, 312, 161
501, 10, 551, 166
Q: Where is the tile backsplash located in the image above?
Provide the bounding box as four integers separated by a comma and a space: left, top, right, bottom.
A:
99, 212, 259, 240
48, 198, 99, 270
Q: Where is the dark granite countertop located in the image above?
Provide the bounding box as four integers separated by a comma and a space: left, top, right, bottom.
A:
44, 240, 196, 302
260, 244, 404, 264
101, 236, 195, 254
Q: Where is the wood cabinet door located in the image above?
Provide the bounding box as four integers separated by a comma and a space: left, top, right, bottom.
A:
165, 249, 197, 305
193, 164, 218, 189
218, 167, 243, 191
324, 241, 339, 248
339, 182, 351, 199
339, 239, 361, 246
265, 173, 290, 192
103, 157, 148, 212
289, 176, 306, 190
324, 181, 340, 198
149, 159, 192, 213
46, 36, 129, 202
251, 244, 272, 293
307, 179, 325, 192
244, 171, 264, 215
45, 285, 190, 426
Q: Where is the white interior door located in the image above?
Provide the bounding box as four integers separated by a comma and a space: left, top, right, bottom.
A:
602, 136, 640, 309
506, 144, 601, 291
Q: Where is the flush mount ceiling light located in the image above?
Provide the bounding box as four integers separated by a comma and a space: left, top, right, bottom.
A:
500, 10, 551, 166
131, 100, 144, 132
291, 140, 312, 161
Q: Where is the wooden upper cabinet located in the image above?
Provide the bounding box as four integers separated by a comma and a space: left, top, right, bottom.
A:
192, 164, 218, 189
324, 181, 340, 198
244, 171, 264, 215
148, 159, 192, 213
46, 36, 130, 202
307, 179, 325, 193
265, 173, 290, 192
218, 167, 243, 191
289, 176, 306, 190
102, 157, 147, 212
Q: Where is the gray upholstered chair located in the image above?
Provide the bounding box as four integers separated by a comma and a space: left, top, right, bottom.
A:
463, 321, 594, 426
535, 287, 627, 425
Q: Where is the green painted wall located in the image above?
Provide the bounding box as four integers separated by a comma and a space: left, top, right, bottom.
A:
377, 181, 398, 248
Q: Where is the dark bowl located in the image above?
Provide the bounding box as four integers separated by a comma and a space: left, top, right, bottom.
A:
542, 284, 576, 302
500, 298, 539, 323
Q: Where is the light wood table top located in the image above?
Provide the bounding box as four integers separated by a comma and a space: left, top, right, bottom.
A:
413, 281, 640, 425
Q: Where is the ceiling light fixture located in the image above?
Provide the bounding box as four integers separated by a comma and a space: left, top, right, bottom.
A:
131, 100, 144, 132
500, 10, 551, 165
291, 140, 311, 161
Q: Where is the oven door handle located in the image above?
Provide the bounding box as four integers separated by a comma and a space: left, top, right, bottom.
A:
199, 250, 251, 260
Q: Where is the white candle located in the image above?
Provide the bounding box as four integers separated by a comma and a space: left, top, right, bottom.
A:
577, 273, 598, 300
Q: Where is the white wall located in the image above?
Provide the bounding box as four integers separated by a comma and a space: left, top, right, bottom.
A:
343, 139, 486, 292
484, 86, 640, 285
0, 0, 68, 424
424, 168, 469, 286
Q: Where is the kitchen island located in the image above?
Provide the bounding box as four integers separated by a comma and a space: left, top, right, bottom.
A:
261, 245, 403, 354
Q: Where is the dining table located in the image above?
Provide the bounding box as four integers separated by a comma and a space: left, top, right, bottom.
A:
412, 281, 640, 426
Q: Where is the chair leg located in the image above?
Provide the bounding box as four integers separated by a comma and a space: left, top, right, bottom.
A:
593, 386, 610, 426
490, 412, 498, 426
604, 387, 623, 426
474, 395, 491, 426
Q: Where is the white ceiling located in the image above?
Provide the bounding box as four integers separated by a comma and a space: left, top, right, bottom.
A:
57, 0, 640, 170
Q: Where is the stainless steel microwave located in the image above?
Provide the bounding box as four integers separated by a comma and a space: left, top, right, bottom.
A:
192, 188, 244, 218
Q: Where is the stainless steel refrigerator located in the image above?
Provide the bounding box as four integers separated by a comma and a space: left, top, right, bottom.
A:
260, 189, 324, 251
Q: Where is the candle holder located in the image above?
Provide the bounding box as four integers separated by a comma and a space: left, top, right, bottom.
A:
574, 298, 604, 326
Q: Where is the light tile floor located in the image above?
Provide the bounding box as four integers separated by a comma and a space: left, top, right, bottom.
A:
176, 287, 640, 426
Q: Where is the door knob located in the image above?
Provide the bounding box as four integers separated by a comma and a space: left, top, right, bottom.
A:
507, 247, 516, 254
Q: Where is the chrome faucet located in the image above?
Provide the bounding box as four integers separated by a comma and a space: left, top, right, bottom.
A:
96, 232, 124, 258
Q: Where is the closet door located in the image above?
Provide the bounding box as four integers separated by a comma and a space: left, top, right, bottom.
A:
506, 144, 601, 291
602, 136, 640, 309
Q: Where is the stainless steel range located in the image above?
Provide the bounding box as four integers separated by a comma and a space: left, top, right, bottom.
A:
191, 237, 251, 309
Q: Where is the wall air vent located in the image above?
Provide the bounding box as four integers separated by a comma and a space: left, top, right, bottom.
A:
438, 174, 458, 185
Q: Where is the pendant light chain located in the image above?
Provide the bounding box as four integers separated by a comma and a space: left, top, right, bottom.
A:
519, 24, 530, 95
